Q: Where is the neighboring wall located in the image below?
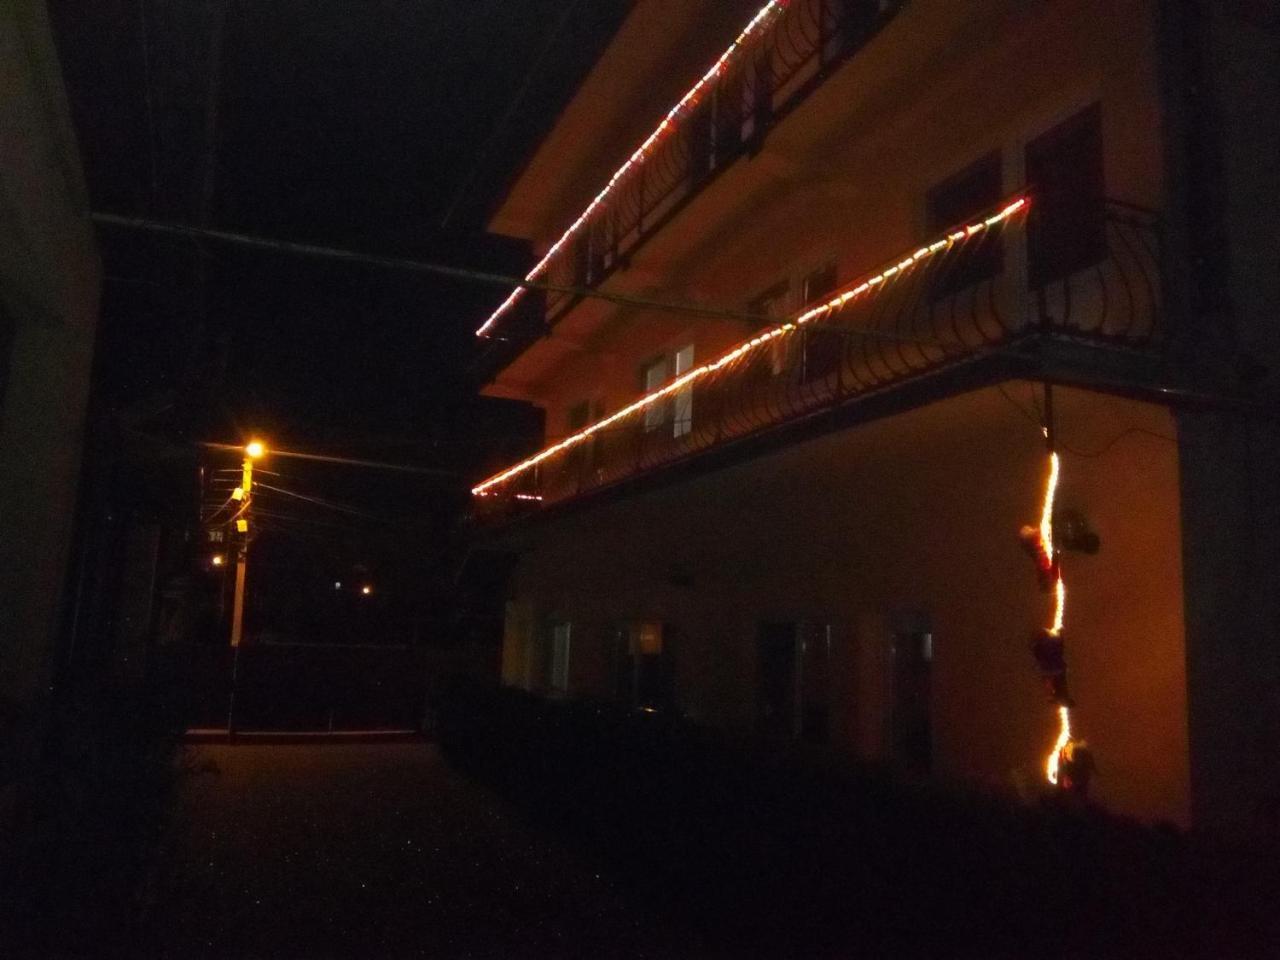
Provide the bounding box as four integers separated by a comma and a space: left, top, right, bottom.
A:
501, 385, 1189, 826
1165, 0, 1280, 839
0, 0, 101, 811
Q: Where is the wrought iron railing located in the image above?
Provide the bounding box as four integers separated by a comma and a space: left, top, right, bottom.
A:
534, 0, 903, 328
473, 197, 1164, 511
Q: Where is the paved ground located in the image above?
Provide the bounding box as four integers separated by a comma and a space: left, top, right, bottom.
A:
147, 741, 692, 959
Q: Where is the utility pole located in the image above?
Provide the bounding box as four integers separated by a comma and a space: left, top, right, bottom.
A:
229, 447, 252, 647
227, 440, 264, 732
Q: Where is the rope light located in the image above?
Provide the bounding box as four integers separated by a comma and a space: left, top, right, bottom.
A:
472, 197, 1028, 496
474, 0, 792, 338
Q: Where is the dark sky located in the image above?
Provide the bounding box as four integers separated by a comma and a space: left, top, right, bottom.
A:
49, 0, 630, 444
46, 0, 631, 634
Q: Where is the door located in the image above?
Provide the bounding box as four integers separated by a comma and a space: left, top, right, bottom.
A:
757, 622, 798, 738
891, 628, 933, 772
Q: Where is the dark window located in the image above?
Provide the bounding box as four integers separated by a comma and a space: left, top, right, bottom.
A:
571, 232, 590, 288
747, 279, 793, 380
687, 101, 713, 184
1026, 104, 1106, 286
566, 401, 590, 431
801, 262, 843, 384
564, 402, 592, 486
926, 152, 1003, 298
712, 79, 744, 167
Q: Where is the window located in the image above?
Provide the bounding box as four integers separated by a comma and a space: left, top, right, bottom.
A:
548, 622, 571, 694
926, 152, 1003, 298
800, 262, 842, 384
1026, 104, 1105, 286
673, 344, 694, 438
641, 356, 668, 432
567, 401, 590, 432
711, 79, 744, 168
749, 280, 792, 376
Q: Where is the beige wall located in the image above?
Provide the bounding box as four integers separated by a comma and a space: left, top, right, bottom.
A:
501, 384, 1189, 826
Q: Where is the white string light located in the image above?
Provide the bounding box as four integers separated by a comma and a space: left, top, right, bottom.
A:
475, 0, 792, 338
472, 197, 1028, 496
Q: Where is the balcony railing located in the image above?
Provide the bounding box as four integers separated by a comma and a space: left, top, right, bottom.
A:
479, 0, 903, 346
473, 196, 1165, 512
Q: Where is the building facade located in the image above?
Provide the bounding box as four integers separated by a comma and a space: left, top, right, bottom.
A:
473, 0, 1279, 833
0, 0, 102, 824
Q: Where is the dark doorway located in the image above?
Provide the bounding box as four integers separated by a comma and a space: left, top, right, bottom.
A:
891, 627, 933, 772
757, 622, 798, 738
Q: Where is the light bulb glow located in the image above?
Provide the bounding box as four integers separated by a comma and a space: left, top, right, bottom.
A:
1046, 704, 1072, 785
475, 0, 791, 338
472, 198, 1027, 496
1040, 452, 1059, 574
1034, 450, 1075, 786
245, 441, 265, 459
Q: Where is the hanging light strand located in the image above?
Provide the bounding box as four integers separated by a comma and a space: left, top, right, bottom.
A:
475, 0, 792, 338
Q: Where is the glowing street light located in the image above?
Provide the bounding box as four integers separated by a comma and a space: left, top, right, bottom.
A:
245, 440, 266, 459
361, 585, 373, 596
211, 554, 226, 567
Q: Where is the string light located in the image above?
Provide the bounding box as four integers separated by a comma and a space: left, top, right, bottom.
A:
1046, 704, 1072, 785
472, 197, 1028, 496
475, 0, 792, 338
1035, 450, 1073, 785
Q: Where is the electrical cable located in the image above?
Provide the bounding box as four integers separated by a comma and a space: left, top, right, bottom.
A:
995, 382, 1176, 458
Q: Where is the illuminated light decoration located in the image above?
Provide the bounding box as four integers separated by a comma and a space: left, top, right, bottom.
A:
472, 198, 1028, 496
474, 0, 792, 338
1046, 704, 1073, 785
1023, 449, 1075, 786
514, 493, 544, 502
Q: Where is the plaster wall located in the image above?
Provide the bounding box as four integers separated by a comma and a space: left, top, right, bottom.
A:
502, 385, 1190, 826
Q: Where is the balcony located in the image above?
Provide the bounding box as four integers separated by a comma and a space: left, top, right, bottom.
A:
474, 195, 1170, 513
476, 0, 904, 356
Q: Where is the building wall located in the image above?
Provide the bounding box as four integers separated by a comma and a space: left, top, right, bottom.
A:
1164, 0, 1280, 839
487, 0, 1165, 417
500, 384, 1190, 826
0, 0, 101, 820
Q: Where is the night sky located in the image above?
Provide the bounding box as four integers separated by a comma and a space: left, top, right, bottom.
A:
46, 0, 631, 642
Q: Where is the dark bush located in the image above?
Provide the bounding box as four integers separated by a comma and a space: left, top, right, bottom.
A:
0, 678, 184, 958
436, 679, 1203, 958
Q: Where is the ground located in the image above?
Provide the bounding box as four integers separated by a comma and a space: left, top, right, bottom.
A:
147, 740, 689, 959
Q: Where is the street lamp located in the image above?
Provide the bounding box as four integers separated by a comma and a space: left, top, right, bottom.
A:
245, 440, 266, 459
361, 585, 373, 596
211, 554, 226, 567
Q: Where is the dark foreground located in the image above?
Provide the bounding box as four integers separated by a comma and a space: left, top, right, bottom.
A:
147, 741, 683, 959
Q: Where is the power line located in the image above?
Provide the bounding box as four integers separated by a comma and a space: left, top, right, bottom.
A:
254, 482, 399, 524
92, 212, 931, 341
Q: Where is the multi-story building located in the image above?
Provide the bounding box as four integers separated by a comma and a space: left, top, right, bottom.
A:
471, 0, 1279, 834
